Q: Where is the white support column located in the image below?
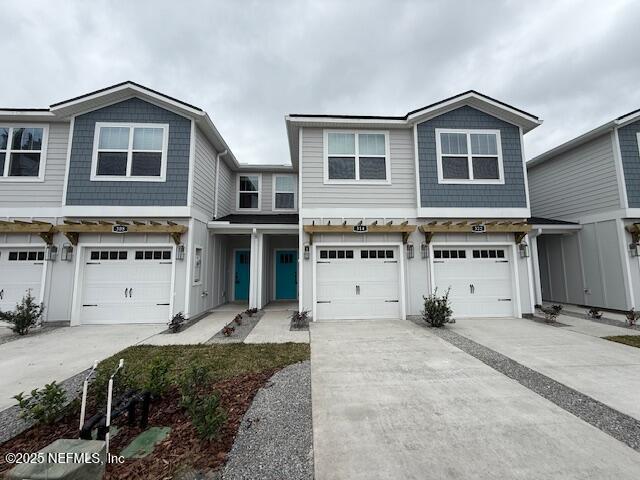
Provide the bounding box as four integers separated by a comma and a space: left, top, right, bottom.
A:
530, 229, 543, 305
248, 229, 258, 309
257, 232, 264, 309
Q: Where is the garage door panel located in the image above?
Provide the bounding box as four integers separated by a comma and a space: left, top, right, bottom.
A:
316, 246, 402, 321
0, 249, 44, 312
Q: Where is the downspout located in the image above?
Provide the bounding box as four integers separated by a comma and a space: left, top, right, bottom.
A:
213, 150, 228, 219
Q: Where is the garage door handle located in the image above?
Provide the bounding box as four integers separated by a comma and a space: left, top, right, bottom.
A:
498, 298, 512, 302
470, 284, 475, 294
496, 260, 509, 263
156, 303, 170, 306
317, 301, 331, 304
385, 300, 399, 303
124, 288, 129, 298
0, 289, 3, 300
129, 288, 133, 298
356, 285, 360, 295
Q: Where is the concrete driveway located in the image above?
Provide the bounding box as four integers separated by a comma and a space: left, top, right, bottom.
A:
311, 320, 640, 480
0, 324, 164, 411
450, 316, 640, 421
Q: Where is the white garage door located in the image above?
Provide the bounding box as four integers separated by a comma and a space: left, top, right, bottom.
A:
0, 248, 45, 312
81, 247, 173, 324
316, 246, 402, 320
433, 246, 514, 318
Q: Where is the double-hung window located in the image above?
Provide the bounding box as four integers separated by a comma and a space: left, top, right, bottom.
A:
325, 131, 389, 183
91, 123, 168, 181
273, 175, 296, 210
238, 174, 260, 210
436, 129, 504, 184
0, 126, 47, 180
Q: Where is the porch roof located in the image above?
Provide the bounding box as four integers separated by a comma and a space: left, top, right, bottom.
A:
214, 214, 299, 224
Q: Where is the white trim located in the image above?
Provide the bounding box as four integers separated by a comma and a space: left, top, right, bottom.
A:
192, 244, 203, 286
323, 129, 391, 185
428, 240, 522, 318
413, 123, 421, 209
529, 230, 543, 305
612, 128, 630, 209
183, 218, 194, 317
298, 127, 304, 313
207, 222, 298, 232
529, 224, 582, 231
273, 248, 299, 301
236, 173, 262, 212
187, 120, 195, 207
616, 218, 636, 309
301, 207, 418, 218
519, 127, 531, 210
626, 208, 640, 218
311, 241, 406, 322
272, 173, 298, 211
61, 117, 75, 206
435, 128, 505, 185
69, 242, 177, 326
417, 207, 530, 218
257, 232, 264, 308
0, 124, 49, 182
89, 122, 169, 182
525, 233, 536, 313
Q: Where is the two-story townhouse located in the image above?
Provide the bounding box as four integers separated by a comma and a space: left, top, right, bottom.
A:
527, 109, 640, 312
0, 82, 300, 326
286, 91, 545, 321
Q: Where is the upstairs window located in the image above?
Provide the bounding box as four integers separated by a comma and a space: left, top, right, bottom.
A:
238, 174, 260, 210
0, 126, 46, 180
325, 131, 389, 183
436, 129, 504, 184
91, 123, 168, 181
273, 175, 296, 210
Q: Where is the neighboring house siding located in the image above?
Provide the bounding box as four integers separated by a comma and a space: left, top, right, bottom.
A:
216, 159, 234, 218
0, 122, 69, 208
192, 127, 218, 216
417, 106, 527, 208
528, 133, 619, 220
261, 174, 273, 212
617, 119, 640, 208
66, 97, 191, 206
300, 127, 416, 209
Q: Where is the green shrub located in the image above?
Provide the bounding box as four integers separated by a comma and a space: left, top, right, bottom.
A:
0, 290, 44, 335
144, 357, 173, 398
186, 392, 227, 441
422, 288, 452, 327
178, 363, 211, 409
13, 381, 67, 425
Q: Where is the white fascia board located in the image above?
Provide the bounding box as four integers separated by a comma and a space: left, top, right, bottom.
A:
417, 207, 530, 218
625, 208, 640, 219
529, 224, 582, 231
285, 116, 406, 126
615, 111, 640, 127
207, 222, 298, 231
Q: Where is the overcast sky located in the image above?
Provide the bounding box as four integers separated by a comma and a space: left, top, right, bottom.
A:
1, 0, 638, 164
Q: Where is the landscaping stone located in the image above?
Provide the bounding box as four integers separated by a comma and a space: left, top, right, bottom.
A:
208, 311, 264, 344
223, 361, 312, 480
120, 426, 172, 459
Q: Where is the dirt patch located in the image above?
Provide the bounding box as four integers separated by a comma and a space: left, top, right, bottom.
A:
0, 369, 278, 479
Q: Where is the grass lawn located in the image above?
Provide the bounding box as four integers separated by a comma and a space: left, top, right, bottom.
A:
0, 343, 310, 479
604, 335, 640, 348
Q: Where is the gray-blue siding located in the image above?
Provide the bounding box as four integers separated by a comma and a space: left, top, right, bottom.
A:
417, 106, 527, 208
65, 97, 191, 206
617, 119, 640, 208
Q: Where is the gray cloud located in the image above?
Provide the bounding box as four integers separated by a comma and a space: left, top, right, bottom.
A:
0, 0, 638, 163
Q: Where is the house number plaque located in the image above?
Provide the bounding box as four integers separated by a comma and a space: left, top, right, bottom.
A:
471, 224, 486, 233
112, 225, 129, 234
353, 225, 368, 233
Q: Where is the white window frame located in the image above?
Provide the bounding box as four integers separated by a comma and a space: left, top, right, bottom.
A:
323, 129, 391, 185
192, 246, 203, 285
272, 174, 297, 211
236, 173, 262, 211
0, 124, 49, 182
435, 128, 504, 185
90, 122, 169, 182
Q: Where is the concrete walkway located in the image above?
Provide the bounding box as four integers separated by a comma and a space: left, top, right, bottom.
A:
451, 317, 640, 421
311, 320, 640, 480
0, 324, 164, 411
244, 304, 309, 344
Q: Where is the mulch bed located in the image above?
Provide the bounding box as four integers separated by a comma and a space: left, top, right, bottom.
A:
0, 369, 278, 479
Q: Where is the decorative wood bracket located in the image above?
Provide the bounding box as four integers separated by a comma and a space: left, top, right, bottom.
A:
0, 221, 56, 244
57, 220, 188, 246
514, 231, 528, 245
303, 222, 417, 245
626, 223, 640, 245
419, 220, 531, 245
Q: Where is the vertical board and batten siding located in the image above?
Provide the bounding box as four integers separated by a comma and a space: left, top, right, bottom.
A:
192, 127, 218, 217
300, 127, 416, 208
0, 122, 70, 208
66, 97, 191, 206
528, 133, 620, 220
416, 106, 527, 208
215, 159, 234, 218
617, 119, 640, 208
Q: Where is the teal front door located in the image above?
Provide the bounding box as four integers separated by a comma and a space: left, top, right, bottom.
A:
275, 250, 298, 300
234, 250, 250, 301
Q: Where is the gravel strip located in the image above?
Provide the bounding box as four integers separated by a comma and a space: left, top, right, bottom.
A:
208, 311, 264, 344
429, 326, 640, 451
559, 310, 640, 330
223, 361, 312, 480
0, 369, 88, 445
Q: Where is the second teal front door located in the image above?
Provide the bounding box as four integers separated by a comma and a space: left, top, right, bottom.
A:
275, 250, 298, 300
234, 250, 250, 301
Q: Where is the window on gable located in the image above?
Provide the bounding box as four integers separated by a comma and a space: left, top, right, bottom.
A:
274, 175, 296, 210
437, 130, 502, 183
93, 123, 167, 181
327, 131, 388, 182
238, 175, 260, 209
0, 126, 45, 179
